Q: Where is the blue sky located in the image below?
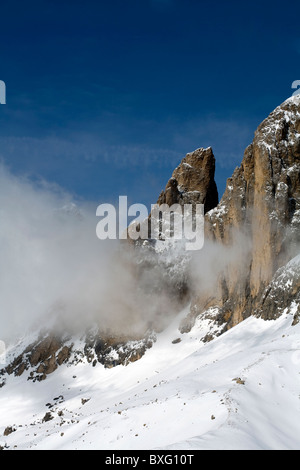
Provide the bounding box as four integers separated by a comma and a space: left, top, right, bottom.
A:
0, 0, 299, 208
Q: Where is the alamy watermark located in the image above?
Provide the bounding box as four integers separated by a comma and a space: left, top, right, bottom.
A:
0, 340, 6, 366
0, 80, 6, 104
292, 80, 300, 96
96, 196, 204, 251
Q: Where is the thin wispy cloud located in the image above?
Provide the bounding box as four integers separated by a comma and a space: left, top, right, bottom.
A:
0, 135, 179, 170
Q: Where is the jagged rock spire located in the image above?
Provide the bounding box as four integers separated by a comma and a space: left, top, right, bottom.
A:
157, 147, 218, 213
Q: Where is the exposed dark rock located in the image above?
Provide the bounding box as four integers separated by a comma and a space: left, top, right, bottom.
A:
0, 326, 156, 383
81, 398, 90, 405
42, 412, 54, 423
172, 338, 182, 344
3, 426, 16, 436
233, 377, 245, 385
0, 335, 73, 382
57, 346, 72, 366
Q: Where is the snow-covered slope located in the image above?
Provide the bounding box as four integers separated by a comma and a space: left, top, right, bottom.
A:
1, 305, 300, 450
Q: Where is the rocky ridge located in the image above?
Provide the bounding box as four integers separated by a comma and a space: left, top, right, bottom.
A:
0, 327, 156, 384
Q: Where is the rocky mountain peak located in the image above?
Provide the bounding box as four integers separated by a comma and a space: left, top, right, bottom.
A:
157, 146, 218, 213
181, 94, 300, 334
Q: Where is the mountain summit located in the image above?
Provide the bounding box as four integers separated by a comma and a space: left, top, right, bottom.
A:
156, 146, 218, 213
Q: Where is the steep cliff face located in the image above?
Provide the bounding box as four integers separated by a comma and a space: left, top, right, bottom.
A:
181, 94, 300, 334
254, 254, 300, 325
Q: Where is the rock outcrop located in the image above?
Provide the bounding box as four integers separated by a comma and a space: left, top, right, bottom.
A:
127, 145, 220, 329
254, 254, 300, 325
0, 328, 157, 382
156, 146, 218, 213
181, 94, 300, 333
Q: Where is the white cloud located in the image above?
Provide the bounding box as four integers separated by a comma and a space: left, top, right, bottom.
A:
0, 164, 116, 342
0, 164, 186, 344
